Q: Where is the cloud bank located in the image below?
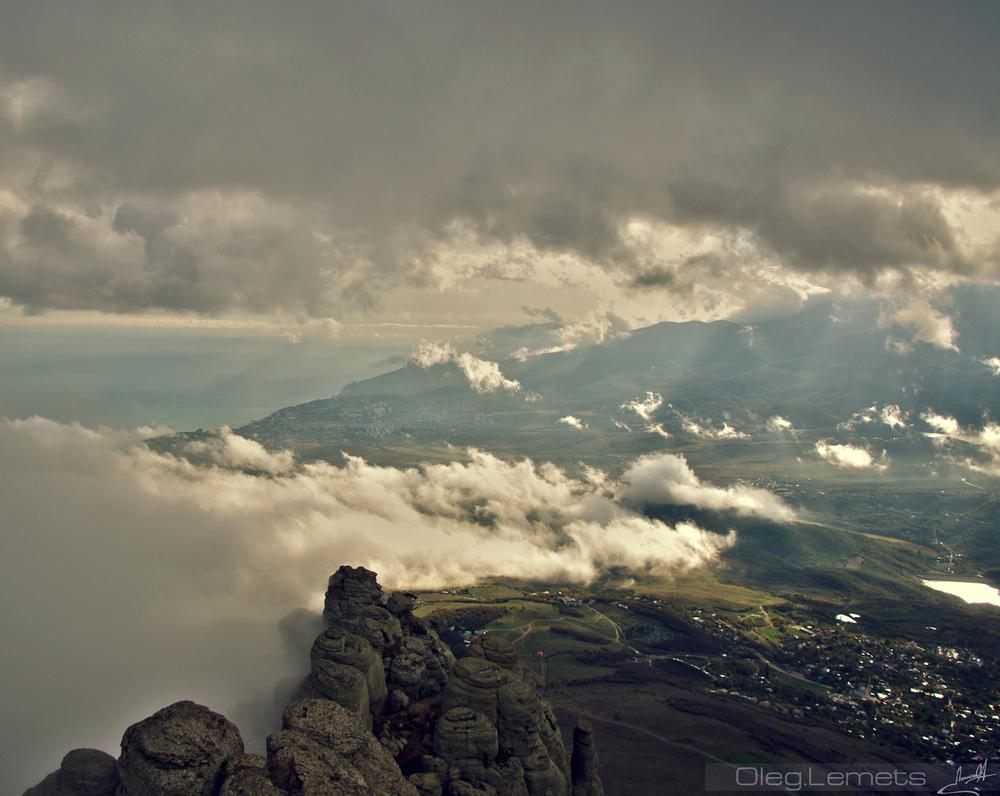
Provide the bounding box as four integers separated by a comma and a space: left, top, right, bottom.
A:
919, 411, 1000, 477
0, 418, 774, 789
815, 440, 889, 470
1, 3, 998, 325
413, 340, 522, 394
619, 453, 796, 522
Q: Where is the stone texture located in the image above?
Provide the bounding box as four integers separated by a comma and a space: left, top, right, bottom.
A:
117, 701, 244, 796
440, 657, 570, 796
300, 660, 371, 728
570, 721, 603, 796
267, 699, 418, 796
433, 707, 499, 780
442, 658, 504, 724
386, 591, 418, 616
467, 635, 519, 670
323, 565, 453, 701
310, 626, 387, 714
23, 749, 119, 796
219, 754, 283, 796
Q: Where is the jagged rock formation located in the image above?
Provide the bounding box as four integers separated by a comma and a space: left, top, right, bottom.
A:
437, 641, 570, 796
570, 721, 603, 796
118, 701, 244, 795
310, 626, 387, 715
320, 567, 455, 706
26, 566, 602, 796
268, 699, 417, 795
23, 749, 119, 796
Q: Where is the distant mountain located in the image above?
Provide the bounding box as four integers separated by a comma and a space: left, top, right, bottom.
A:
235, 290, 999, 471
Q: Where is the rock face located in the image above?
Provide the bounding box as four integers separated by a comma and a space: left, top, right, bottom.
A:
219, 754, 283, 796
117, 701, 244, 796
267, 699, 418, 796
27, 567, 602, 796
570, 721, 603, 796
310, 626, 387, 714
300, 659, 372, 728
320, 566, 454, 706
23, 749, 119, 796
439, 639, 570, 796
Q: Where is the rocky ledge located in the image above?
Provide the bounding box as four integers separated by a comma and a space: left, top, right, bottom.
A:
26, 566, 603, 795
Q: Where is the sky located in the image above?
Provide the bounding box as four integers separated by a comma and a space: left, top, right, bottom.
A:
0, 0, 998, 338
1, 2, 999, 790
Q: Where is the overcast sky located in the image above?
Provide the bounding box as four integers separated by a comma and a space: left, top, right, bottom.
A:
0, 1, 997, 336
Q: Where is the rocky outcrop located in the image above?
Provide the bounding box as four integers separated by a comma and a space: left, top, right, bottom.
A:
321, 565, 454, 703
267, 699, 418, 796
570, 721, 603, 796
299, 659, 372, 728
310, 626, 387, 714
117, 701, 244, 795
27, 567, 601, 796
23, 749, 119, 796
440, 641, 570, 796
219, 754, 283, 795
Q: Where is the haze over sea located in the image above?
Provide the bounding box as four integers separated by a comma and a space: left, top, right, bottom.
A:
0, 327, 409, 430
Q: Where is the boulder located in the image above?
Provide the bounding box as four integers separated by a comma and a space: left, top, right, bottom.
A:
23, 749, 119, 796
219, 754, 283, 795
117, 701, 243, 796
267, 699, 418, 796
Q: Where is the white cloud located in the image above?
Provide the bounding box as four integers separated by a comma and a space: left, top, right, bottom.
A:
514, 312, 630, 359
815, 440, 889, 470
883, 297, 960, 352
185, 426, 295, 475
619, 453, 796, 522
766, 415, 794, 433
620, 392, 673, 437
839, 403, 908, 430
918, 412, 1000, 477
920, 411, 961, 436
646, 422, 672, 439
880, 404, 908, 429
675, 410, 749, 440
981, 356, 1000, 376
621, 391, 663, 422
0, 418, 759, 789
558, 415, 586, 431
413, 340, 522, 394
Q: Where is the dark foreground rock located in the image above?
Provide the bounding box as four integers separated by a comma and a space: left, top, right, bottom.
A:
23, 749, 119, 796
26, 566, 602, 796
571, 721, 603, 796
118, 701, 244, 795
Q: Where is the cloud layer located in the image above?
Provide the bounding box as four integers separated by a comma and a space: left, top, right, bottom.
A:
413, 340, 522, 394
0, 2, 998, 324
0, 418, 778, 789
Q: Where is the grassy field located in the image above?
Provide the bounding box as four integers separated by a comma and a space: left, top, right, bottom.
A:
624, 572, 785, 610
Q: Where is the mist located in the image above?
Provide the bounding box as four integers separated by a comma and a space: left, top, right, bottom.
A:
0, 417, 799, 791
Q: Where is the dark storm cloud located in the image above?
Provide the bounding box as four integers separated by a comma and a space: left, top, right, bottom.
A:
0, 0, 998, 314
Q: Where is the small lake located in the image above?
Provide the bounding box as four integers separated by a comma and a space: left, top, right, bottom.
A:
922, 579, 1000, 607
